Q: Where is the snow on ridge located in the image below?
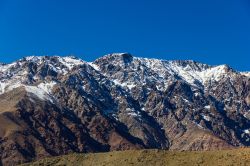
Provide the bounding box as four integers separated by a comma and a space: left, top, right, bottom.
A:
0, 56, 84, 96
133, 57, 229, 87
0, 55, 236, 91
0, 80, 23, 94
24, 56, 43, 62
88, 62, 100, 71
0, 80, 57, 103
0, 82, 7, 94
25, 82, 56, 103
25, 86, 49, 101
24, 55, 86, 70
25, 81, 57, 102
24, 56, 36, 61
241, 72, 250, 77
37, 81, 57, 94
170, 64, 228, 86
92, 55, 231, 90
58, 56, 85, 70
0, 56, 86, 71
0, 62, 17, 73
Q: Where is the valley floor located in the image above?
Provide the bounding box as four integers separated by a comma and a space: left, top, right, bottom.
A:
22, 148, 250, 166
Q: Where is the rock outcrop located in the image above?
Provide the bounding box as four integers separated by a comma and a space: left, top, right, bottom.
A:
0, 53, 249, 165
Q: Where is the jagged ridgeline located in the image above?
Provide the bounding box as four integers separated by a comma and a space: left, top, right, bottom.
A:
0, 53, 249, 165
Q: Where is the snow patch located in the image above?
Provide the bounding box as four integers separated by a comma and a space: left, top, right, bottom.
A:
241, 72, 250, 77
244, 129, 250, 134
193, 121, 205, 129
58, 56, 85, 70
182, 98, 190, 103
88, 63, 100, 71
113, 80, 136, 90
204, 105, 211, 109
25, 86, 48, 101
25, 82, 56, 103
202, 115, 210, 121
126, 108, 141, 118
0, 82, 6, 94
6, 82, 23, 92
127, 84, 136, 90
0, 62, 16, 73
0, 81, 23, 94
37, 81, 57, 94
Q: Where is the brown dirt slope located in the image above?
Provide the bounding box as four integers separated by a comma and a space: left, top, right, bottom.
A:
22, 148, 250, 166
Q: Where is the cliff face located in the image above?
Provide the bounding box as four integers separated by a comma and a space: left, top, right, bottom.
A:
0, 54, 249, 165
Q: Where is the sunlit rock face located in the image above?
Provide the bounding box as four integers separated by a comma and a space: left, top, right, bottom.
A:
0, 53, 249, 165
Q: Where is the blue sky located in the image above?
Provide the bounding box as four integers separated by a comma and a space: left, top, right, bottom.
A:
0, 0, 249, 71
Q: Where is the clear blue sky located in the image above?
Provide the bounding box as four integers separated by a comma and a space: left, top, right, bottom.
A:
0, 0, 249, 71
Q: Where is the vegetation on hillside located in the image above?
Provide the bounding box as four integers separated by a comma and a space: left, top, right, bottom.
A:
22, 148, 250, 166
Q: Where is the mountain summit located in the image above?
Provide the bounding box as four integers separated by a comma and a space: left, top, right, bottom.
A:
0, 54, 250, 165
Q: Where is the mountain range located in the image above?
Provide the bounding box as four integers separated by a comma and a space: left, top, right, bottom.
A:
0, 53, 249, 165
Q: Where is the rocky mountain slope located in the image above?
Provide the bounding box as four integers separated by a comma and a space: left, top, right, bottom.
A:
0, 53, 249, 165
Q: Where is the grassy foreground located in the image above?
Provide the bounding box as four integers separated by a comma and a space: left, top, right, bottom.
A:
22, 148, 250, 166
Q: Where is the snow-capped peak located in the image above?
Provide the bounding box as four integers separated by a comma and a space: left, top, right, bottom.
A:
58, 56, 85, 70
24, 56, 43, 61
131, 57, 230, 88
92, 55, 235, 91
0, 54, 243, 99
166, 62, 229, 87
0, 55, 86, 97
